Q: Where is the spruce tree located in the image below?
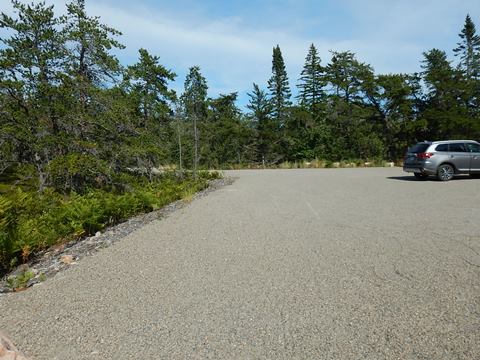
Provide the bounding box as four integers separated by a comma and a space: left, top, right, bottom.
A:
182, 66, 208, 179
297, 44, 326, 113
205, 93, 252, 167
422, 49, 456, 98
453, 14, 480, 78
247, 83, 274, 165
267, 45, 291, 125
421, 49, 471, 139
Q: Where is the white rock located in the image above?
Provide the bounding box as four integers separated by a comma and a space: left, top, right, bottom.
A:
59, 255, 74, 265
0, 332, 29, 359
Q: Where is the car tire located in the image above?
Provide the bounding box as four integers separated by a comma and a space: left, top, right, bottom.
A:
413, 173, 428, 180
437, 164, 455, 181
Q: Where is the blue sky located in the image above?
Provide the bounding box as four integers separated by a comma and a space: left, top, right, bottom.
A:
3, 0, 480, 108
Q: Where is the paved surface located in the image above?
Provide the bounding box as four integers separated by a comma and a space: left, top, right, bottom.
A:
1, 168, 479, 359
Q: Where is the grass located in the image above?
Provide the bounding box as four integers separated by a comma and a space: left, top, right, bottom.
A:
226, 158, 398, 170
5, 265, 35, 291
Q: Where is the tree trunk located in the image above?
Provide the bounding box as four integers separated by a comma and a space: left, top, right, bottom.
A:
35, 157, 47, 193
193, 114, 198, 180
177, 115, 183, 175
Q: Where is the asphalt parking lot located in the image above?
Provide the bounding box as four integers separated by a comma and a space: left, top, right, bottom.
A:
1, 168, 479, 359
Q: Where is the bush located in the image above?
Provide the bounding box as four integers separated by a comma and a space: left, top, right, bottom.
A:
0, 171, 218, 275
47, 153, 112, 193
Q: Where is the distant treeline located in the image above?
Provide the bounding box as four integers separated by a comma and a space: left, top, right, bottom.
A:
1, 1, 480, 192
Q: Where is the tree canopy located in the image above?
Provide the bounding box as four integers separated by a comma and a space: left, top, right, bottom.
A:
1, 1, 479, 189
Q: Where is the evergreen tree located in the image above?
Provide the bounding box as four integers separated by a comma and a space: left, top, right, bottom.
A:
453, 14, 480, 121
422, 49, 456, 98
125, 48, 176, 125
208, 93, 240, 122
363, 73, 420, 159
182, 66, 208, 178
267, 45, 291, 125
119, 49, 177, 174
324, 51, 380, 158
204, 93, 253, 166
420, 49, 473, 139
326, 51, 373, 103
453, 14, 480, 78
297, 44, 326, 113
65, 0, 124, 86
247, 83, 275, 164
0, 0, 67, 190
247, 84, 271, 125
62, 0, 126, 163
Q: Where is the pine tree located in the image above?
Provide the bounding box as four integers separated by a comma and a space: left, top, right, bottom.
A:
247, 83, 274, 165
297, 44, 325, 113
421, 49, 471, 139
65, 0, 124, 85
205, 93, 252, 166
422, 49, 456, 99
0, 0, 66, 191
325, 51, 373, 103
125, 48, 176, 125
453, 14, 480, 78
267, 45, 291, 125
63, 0, 126, 149
182, 66, 208, 179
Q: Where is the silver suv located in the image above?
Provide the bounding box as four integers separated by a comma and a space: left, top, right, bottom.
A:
403, 140, 480, 181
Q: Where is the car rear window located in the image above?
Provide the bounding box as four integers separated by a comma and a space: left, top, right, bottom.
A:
449, 143, 467, 152
408, 143, 430, 153
466, 143, 480, 152
435, 144, 448, 152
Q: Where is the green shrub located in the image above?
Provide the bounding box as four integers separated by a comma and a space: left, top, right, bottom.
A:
0, 171, 220, 275
47, 153, 112, 193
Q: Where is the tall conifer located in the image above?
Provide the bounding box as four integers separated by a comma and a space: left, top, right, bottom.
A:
297, 44, 326, 113
182, 66, 208, 179
267, 45, 291, 124
453, 14, 480, 78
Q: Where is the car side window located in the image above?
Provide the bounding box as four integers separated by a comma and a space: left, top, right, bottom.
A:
448, 143, 467, 152
466, 143, 480, 153
435, 144, 448, 152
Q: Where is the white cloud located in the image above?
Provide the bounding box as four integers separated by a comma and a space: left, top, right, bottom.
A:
84, 1, 479, 100
2, 0, 480, 106
86, 2, 309, 93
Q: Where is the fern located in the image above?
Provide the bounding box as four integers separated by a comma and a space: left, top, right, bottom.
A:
0, 171, 220, 274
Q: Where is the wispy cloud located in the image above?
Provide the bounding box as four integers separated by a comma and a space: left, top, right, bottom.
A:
2, 0, 480, 106
85, 2, 314, 96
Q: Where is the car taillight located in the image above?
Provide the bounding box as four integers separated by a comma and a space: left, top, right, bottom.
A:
416, 152, 434, 159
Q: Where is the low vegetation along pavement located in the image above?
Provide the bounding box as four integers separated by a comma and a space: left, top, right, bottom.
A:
0, 171, 220, 278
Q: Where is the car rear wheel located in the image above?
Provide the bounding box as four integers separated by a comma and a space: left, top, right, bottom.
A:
413, 173, 428, 180
437, 164, 454, 181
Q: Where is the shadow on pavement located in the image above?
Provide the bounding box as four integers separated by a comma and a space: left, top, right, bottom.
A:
387, 175, 475, 182
387, 176, 423, 181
